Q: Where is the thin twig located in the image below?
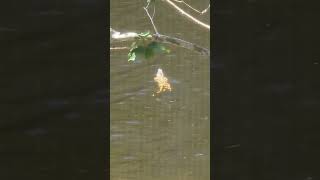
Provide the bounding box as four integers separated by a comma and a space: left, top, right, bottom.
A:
152, 4, 156, 19
163, 0, 210, 30
173, 0, 210, 15
143, 7, 159, 34
201, 4, 210, 14
145, 0, 151, 9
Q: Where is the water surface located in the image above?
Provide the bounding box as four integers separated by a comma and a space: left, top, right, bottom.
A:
110, 0, 210, 179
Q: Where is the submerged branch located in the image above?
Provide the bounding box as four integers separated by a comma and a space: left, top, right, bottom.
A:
162, 0, 210, 30
110, 28, 209, 56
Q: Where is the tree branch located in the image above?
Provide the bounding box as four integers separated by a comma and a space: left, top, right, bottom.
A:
143, 7, 159, 34
162, 0, 210, 30
110, 28, 209, 56
172, 0, 210, 15
201, 4, 210, 14
110, 28, 138, 43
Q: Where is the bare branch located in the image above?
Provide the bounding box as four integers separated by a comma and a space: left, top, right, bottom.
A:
173, 0, 210, 15
143, 7, 159, 34
163, 0, 210, 30
110, 28, 209, 56
110, 28, 138, 43
201, 4, 210, 14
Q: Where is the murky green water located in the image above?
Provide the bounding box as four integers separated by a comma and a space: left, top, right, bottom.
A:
110, 0, 210, 179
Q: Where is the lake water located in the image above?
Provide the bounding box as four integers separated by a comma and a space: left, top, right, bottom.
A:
110, 0, 210, 180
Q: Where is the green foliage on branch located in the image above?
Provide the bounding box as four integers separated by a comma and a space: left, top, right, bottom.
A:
128, 31, 170, 62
